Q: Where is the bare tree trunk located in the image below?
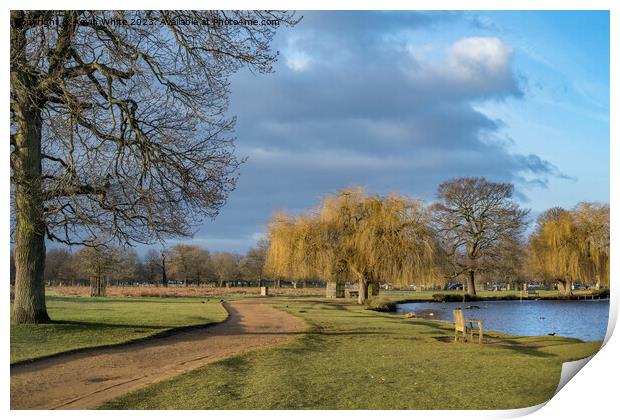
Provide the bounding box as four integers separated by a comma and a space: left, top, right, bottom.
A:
467, 270, 477, 296
12, 102, 50, 324
358, 278, 369, 305
275, 278, 281, 288
161, 254, 168, 287
90, 273, 107, 297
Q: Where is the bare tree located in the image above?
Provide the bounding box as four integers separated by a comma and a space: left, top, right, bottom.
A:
211, 252, 241, 287
112, 248, 140, 285
239, 242, 267, 287
74, 245, 120, 296
43, 248, 72, 285
143, 248, 161, 285
433, 177, 529, 296
168, 244, 214, 286
10, 10, 297, 322
161, 250, 169, 288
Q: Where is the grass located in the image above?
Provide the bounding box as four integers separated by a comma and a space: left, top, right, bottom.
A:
10, 294, 228, 364
102, 300, 601, 410
46, 285, 325, 299
381, 289, 570, 301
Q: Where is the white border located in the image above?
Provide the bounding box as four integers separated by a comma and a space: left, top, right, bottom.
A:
2, 2, 617, 420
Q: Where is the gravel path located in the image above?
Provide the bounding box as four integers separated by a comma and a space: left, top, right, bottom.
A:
10, 300, 306, 409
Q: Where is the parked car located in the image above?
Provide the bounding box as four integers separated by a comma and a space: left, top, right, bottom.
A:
444, 283, 464, 291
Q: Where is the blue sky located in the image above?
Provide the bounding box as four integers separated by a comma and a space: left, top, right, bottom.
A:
176, 10, 610, 254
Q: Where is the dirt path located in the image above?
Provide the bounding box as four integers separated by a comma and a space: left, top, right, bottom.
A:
11, 300, 306, 410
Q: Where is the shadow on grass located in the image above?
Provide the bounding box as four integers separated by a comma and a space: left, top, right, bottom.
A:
47, 295, 217, 305
11, 317, 228, 368
49, 320, 174, 330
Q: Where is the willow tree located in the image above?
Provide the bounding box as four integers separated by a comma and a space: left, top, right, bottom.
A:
265, 188, 440, 304
528, 203, 609, 294
433, 177, 529, 296
573, 202, 610, 289
10, 10, 297, 323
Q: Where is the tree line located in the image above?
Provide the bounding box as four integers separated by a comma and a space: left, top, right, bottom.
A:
264, 178, 609, 304
10, 243, 271, 291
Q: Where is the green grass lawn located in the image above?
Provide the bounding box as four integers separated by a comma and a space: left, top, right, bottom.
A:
102, 300, 601, 410
380, 289, 571, 301
10, 295, 228, 364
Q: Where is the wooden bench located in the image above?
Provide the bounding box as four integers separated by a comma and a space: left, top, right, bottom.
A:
346, 290, 359, 298
453, 309, 483, 344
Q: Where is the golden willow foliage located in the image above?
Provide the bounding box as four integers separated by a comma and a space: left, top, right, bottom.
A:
265, 188, 441, 303
528, 203, 609, 291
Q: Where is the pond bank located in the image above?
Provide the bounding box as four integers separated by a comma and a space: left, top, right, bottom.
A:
389, 289, 610, 304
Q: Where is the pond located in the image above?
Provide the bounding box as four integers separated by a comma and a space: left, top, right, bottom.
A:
396, 299, 610, 342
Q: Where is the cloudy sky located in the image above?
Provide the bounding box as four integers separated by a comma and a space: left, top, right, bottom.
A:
182, 10, 610, 253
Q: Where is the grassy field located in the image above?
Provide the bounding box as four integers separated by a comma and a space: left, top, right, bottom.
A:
102, 300, 601, 410
45, 285, 325, 298
380, 289, 590, 301
10, 295, 228, 364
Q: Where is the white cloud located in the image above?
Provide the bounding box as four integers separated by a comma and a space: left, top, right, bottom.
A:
447, 37, 513, 83
285, 52, 311, 71
402, 37, 518, 97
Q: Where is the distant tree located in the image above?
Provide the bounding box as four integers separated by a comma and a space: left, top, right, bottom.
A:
57, 251, 80, 286
528, 203, 609, 294
240, 241, 268, 287
168, 244, 213, 286
168, 245, 192, 285
266, 188, 440, 304
10, 10, 297, 323
143, 249, 162, 285
112, 248, 140, 285
74, 245, 119, 296
191, 248, 216, 286
43, 248, 72, 285
433, 177, 529, 296
480, 238, 527, 290
211, 252, 240, 287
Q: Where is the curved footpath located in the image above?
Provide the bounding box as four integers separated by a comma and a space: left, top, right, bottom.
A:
11, 300, 307, 409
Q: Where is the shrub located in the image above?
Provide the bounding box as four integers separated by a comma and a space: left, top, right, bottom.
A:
592, 288, 610, 299
493, 294, 520, 301
431, 293, 483, 302
366, 298, 397, 312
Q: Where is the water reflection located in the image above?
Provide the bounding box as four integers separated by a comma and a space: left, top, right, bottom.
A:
396, 299, 609, 341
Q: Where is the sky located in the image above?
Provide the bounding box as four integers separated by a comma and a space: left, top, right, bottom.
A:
172, 10, 610, 254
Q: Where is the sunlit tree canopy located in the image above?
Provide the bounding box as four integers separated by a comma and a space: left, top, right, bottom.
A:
528, 202, 609, 293
265, 187, 442, 303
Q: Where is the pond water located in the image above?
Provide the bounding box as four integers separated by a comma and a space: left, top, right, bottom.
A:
396, 299, 610, 342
